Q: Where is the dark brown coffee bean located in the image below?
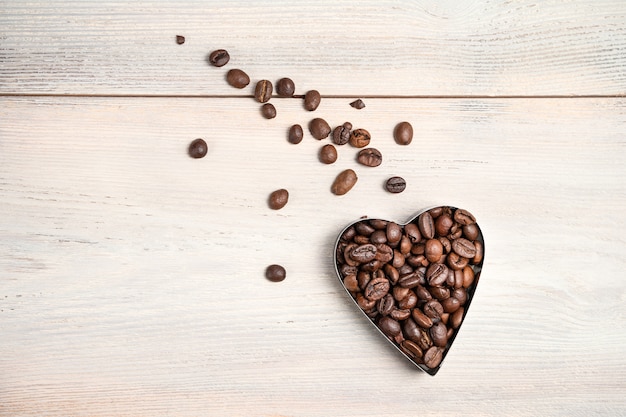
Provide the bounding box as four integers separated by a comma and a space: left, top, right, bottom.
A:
265, 264, 286, 282
356, 293, 376, 310
378, 316, 401, 337
319, 144, 338, 164
369, 219, 387, 229
425, 239, 443, 263
350, 99, 366, 109
364, 277, 390, 301
452, 238, 477, 259
309, 118, 331, 140
343, 274, 359, 292
400, 340, 423, 361
393, 286, 410, 301
423, 346, 444, 369
188, 138, 208, 159
398, 290, 418, 310
226, 69, 250, 89
462, 265, 475, 288
450, 307, 465, 329
385, 222, 402, 245
355, 221, 375, 236
426, 263, 448, 286
435, 215, 454, 237
350, 244, 377, 263
377, 293, 395, 315
447, 252, 469, 270
276, 77, 295, 97
357, 148, 382, 167
393, 121, 413, 145
391, 250, 405, 268
430, 322, 448, 347
208, 49, 230, 67
423, 299, 444, 319
452, 288, 468, 305
429, 286, 450, 301
331, 169, 358, 195
375, 244, 394, 264
402, 318, 420, 342
261, 103, 276, 119
254, 80, 273, 103
442, 297, 461, 313
398, 271, 420, 289
288, 124, 303, 144
304, 90, 321, 111
385, 176, 406, 193
418, 212, 435, 239
331, 122, 352, 145
416, 285, 432, 302
404, 223, 421, 243
472, 240, 484, 264
400, 236, 412, 254
268, 189, 289, 210
176, 35, 185, 45
390, 308, 411, 321
416, 328, 433, 351
463, 224, 480, 241
454, 208, 476, 225
349, 128, 371, 148
370, 230, 387, 244
440, 312, 450, 325
356, 271, 371, 290
412, 309, 433, 329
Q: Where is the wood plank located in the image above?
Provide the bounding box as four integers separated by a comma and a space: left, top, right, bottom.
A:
1, 0, 625, 96
1, 96, 625, 416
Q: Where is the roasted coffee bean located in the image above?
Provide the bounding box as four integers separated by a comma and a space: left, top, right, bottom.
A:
226, 69, 250, 89
452, 288, 468, 305
276, 77, 295, 97
385, 176, 406, 194
447, 252, 469, 271
439, 237, 452, 254
452, 238, 477, 259
398, 290, 418, 310
261, 103, 276, 119
357, 148, 382, 167
398, 271, 420, 289
425, 239, 443, 263
462, 265, 475, 288
404, 223, 421, 243
426, 263, 448, 286
450, 307, 464, 329
390, 308, 411, 321
400, 236, 412, 254
370, 230, 387, 244
423, 299, 444, 319
375, 244, 393, 264
463, 223, 480, 241
355, 222, 375, 236
349, 128, 371, 148
332, 122, 352, 145
377, 293, 395, 316
331, 169, 358, 195
343, 274, 359, 292
435, 215, 454, 237
208, 49, 230, 67
378, 316, 401, 337
393, 286, 410, 301
440, 312, 450, 325
412, 308, 433, 329
350, 244, 377, 263
350, 99, 366, 109
265, 264, 286, 282
416, 328, 433, 351
357, 271, 371, 290
309, 118, 331, 140
402, 318, 420, 341
400, 340, 423, 361
430, 322, 448, 347
454, 208, 476, 225
319, 144, 338, 164
340, 264, 357, 278
473, 240, 484, 264
392, 250, 405, 268
418, 212, 435, 239
416, 285, 432, 302
356, 293, 376, 310
176, 35, 185, 45
442, 297, 461, 313
394, 121, 413, 145
423, 346, 444, 369
268, 189, 289, 210
254, 80, 273, 103
430, 286, 450, 301
304, 90, 321, 111
386, 222, 403, 245
288, 124, 303, 144
188, 138, 208, 159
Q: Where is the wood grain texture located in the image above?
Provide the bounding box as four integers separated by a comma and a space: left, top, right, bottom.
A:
1, 0, 625, 96
1, 96, 625, 416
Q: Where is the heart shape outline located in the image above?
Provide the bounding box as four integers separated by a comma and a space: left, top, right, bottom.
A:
333, 206, 484, 376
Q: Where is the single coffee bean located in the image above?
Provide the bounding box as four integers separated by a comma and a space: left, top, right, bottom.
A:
452, 238, 477, 259
416, 327, 433, 351
369, 219, 387, 229
188, 138, 208, 158
442, 297, 461, 313
261, 103, 277, 119
392, 250, 405, 268
356, 293, 376, 310
268, 189, 289, 210
390, 308, 411, 321
462, 265, 475, 288
350, 244, 377, 263
288, 124, 303, 144
349, 128, 371, 148
332, 122, 353, 145
435, 215, 454, 237
452, 288, 468, 305
398, 290, 418, 310
378, 316, 401, 337
423, 299, 444, 319
423, 346, 444, 369
441, 312, 450, 325
463, 223, 480, 241
176, 35, 185, 45
331, 169, 358, 195
450, 307, 465, 329
404, 223, 421, 243
386, 222, 403, 244
208, 49, 230, 67
309, 118, 331, 140
319, 144, 338, 164
355, 222, 375, 236
418, 212, 435, 239
385, 176, 406, 194
398, 271, 420, 289
426, 263, 449, 286
400, 340, 423, 361
430, 286, 450, 301
265, 264, 286, 282
343, 274, 359, 292
394, 121, 413, 145
226, 69, 250, 89
447, 252, 469, 271
357, 148, 382, 167
364, 277, 390, 301
430, 322, 448, 347
425, 239, 443, 263
377, 293, 395, 316
304, 90, 321, 111
454, 208, 476, 225
276, 77, 295, 97
254, 80, 273, 103
416, 285, 432, 302
370, 230, 387, 244
472, 240, 484, 264
412, 308, 433, 329
356, 270, 371, 290
350, 99, 366, 109
375, 244, 394, 264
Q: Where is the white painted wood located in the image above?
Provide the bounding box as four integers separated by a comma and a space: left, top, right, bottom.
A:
1, 96, 625, 416
0, 0, 625, 96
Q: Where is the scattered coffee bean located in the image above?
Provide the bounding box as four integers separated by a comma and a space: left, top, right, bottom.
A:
226, 69, 250, 89
261, 103, 277, 119
176, 35, 185, 45
335, 206, 484, 371
268, 189, 289, 210
288, 124, 303, 144
350, 99, 366, 109
394, 121, 413, 145
209, 49, 230, 67
349, 128, 371, 148
304, 90, 321, 111
265, 264, 286, 282
276, 78, 296, 97
357, 148, 382, 167
309, 118, 331, 140
254, 80, 273, 103
188, 138, 208, 159
331, 169, 358, 195
332, 122, 352, 145
385, 176, 406, 193
319, 144, 338, 164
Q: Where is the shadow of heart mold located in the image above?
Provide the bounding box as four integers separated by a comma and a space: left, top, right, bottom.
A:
334, 206, 484, 376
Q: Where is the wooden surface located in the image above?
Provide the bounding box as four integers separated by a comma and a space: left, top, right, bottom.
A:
1, 2, 626, 416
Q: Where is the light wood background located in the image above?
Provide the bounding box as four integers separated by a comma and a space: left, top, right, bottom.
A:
1, 1, 626, 416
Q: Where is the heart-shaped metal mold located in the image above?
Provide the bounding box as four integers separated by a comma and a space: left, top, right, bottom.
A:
334, 206, 484, 375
